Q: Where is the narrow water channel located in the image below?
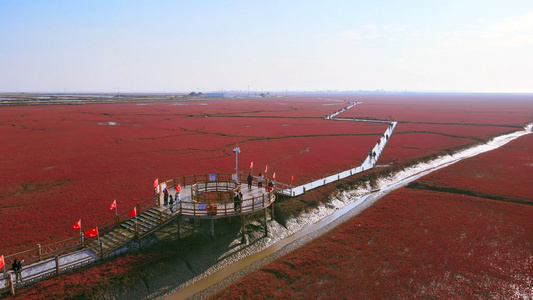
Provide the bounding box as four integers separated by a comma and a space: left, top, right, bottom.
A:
163, 124, 532, 300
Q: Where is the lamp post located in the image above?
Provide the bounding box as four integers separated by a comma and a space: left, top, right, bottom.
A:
233, 145, 241, 183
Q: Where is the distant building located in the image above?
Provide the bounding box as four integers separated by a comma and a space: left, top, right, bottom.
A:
204, 93, 229, 98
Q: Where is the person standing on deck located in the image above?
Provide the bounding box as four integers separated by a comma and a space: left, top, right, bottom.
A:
247, 173, 253, 190
257, 173, 263, 188
12, 259, 23, 282
163, 187, 169, 206
12, 259, 18, 282
169, 195, 174, 212
233, 190, 240, 211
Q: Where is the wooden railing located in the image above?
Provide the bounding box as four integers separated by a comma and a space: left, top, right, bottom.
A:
0, 173, 277, 296
180, 190, 275, 218
0, 193, 156, 278
162, 173, 235, 191
2, 235, 83, 274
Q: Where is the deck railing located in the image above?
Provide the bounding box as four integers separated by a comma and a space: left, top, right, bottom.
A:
179, 190, 275, 218
0, 173, 276, 296
0, 104, 397, 295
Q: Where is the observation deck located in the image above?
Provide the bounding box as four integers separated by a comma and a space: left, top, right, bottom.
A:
156, 173, 276, 219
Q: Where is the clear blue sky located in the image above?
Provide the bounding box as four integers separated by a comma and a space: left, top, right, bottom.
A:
1, 0, 532, 93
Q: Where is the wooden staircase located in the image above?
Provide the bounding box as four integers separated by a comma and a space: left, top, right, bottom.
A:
87, 206, 177, 256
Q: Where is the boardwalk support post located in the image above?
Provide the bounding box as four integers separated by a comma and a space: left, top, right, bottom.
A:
271, 195, 275, 219
8, 274, 15, 296
136, 222, 142, 249
37, 244, 42, 261
55, 256, 60, 276
241, 214, 246, 244
176, 215, 181, 239
99, 241, 104, 259
263, 208, 268, 236
211, 218, 215, 238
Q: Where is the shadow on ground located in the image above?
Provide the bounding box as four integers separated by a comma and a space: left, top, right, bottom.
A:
97, 211, 271, 300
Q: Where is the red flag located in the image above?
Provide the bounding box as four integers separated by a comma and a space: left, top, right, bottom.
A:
72, 219, 81, 230
176, 184, 181, 192
273, 172, 276, 179
249, 161, 253, 169
0, 255, 4, 270
109, 200, 116, 211
153, 178, 159, 188
84, 227, 98, 238
129, 207, 137, 217
291, 175, 294, 182
265, 165, 268, 173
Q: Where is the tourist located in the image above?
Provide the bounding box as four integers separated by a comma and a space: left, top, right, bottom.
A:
163, 187, 169, 206
266, 180, 274, 192
18, 259, 23, 281
12, 259, 23, 282
233, 190, 240, 212
247, 173, 253, 190
169, 195, 174, 212
12, 259, 18, 280
257, 173, 263, 188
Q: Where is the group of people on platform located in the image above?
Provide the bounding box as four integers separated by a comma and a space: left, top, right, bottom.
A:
160, 187, 180, 212
247, 173, 274, 192
152, 174, 275, 213
11, 258, 23, 283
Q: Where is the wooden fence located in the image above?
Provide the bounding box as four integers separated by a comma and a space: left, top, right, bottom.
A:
0, 173, 276, 296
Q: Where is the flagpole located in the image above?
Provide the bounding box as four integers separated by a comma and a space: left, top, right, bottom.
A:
265, 165, 268, 189
96, 226, 100, 244
2, 255, 6, 279
79, 222, 82, 243
115, 200, 118, 216
233, 144, 240, 183
291, 175, 294, 196
250, 161, 254, 185
135, 208, 139, 240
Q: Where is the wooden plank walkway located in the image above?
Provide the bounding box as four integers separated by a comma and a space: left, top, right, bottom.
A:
87, 184, 274, 256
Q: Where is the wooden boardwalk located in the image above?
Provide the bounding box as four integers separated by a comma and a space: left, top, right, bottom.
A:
1, 101, 396, 295
87, 183, 275, 256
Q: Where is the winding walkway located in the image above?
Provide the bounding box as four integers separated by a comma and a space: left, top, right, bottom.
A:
0, 99, 396, 295
278, 101, 398, 196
